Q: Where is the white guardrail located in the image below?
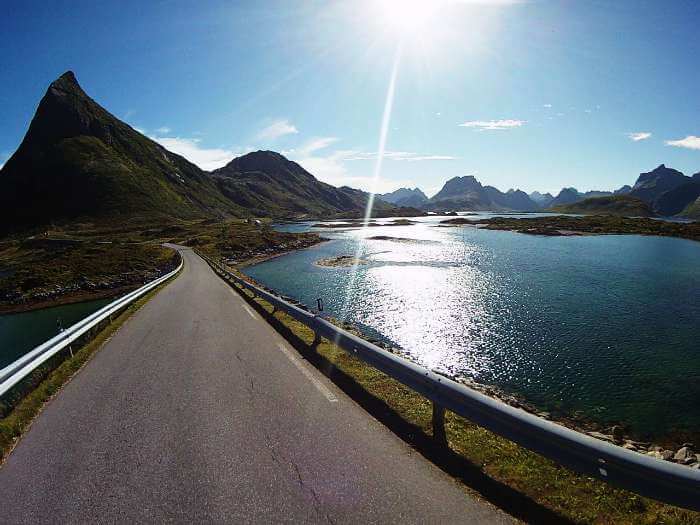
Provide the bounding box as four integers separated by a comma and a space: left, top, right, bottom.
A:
199, 252, 700, 512
0, 256, 183, 398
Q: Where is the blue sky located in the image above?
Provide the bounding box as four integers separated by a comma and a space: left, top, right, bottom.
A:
1, 0, 699, 196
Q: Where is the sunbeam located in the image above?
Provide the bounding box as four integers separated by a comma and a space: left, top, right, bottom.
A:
333, 42, 404, 337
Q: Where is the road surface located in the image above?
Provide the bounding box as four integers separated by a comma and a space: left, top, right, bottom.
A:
0, 247, 512, 524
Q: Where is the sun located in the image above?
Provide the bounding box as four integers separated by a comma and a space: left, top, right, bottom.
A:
375, 0, 445, 34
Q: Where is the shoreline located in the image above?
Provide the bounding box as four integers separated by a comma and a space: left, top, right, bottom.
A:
233, 238, 329, 270
231, 232, 700, 468
438, 215, 700, 242
0, 285, 137, 316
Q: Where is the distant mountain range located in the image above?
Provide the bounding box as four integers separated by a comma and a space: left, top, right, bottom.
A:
420, 175, 539, 212
544, 165, 700, 218
416, 165, 699, 218
377, 187, 428, 208
1, 71, 698, 233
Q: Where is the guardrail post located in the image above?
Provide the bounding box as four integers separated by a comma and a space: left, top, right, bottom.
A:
432, 402, 447, 446
311, 330, 322, 350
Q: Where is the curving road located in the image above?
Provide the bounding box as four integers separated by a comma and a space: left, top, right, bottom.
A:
0, 247, 511, 524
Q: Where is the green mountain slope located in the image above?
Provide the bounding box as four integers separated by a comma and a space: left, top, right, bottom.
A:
211, 150, 395, 218
0, 71, 243, 232
681, 197, 700, 219
550, 195, 654, 217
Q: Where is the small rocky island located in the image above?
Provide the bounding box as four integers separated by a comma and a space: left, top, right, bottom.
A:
440, 215, 700, 241
315, 255, 369, 267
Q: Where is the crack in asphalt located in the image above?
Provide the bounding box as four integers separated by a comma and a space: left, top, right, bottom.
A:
262, 432, 334, 524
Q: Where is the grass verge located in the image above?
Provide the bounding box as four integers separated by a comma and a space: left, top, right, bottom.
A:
0, 278, 172, 465
227, 277, 699, 525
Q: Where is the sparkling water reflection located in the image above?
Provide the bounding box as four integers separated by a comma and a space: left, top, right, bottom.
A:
246, 216, 700, 438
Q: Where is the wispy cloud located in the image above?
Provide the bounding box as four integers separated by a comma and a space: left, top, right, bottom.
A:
257, 119, 299, 141
543, 104, 552, 108
628, 132, 652, 142
284, 138, 422, 193
341, 151, 457, 161
298, 137, 339, 156
150, 135, 242, 171
665, 135, 700, 150
459, 119, 525, 130
155, 126, 172, 134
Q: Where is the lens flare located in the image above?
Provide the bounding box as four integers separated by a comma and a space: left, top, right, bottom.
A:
376, 0, 444, 34
334, 43, 404, 335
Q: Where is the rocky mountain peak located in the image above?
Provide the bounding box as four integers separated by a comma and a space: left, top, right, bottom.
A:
214, 150, 313, 181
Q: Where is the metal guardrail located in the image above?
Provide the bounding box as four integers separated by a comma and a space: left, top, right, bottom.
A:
0, 256, 183, 399
201, 253, 700, 511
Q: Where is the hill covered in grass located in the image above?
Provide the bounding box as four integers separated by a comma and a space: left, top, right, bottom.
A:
211, 150, 396, 218
0, 72, 402, 234
682, 196, 700, 219
0, 72, 244, 233
549, 195, 654, 217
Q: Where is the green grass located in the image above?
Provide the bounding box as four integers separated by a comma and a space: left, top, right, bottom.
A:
179, 220, 320, 264
0, 278, 172, 464
0, 240, 177, 312
549, 195, 654, 217
222, 272, 700, 525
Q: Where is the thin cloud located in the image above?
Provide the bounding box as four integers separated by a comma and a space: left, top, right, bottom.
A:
628, 132, 651, 142
342, 151, 457, 161
298, 137, 339, 156
543, 104, 552, 108
257, 119, 299, 141
150, 135, 241, 171
459, 119, 525, 131
627, 131, 651, 142
665, 135, 700, 150
286, 143, 427, 193
155, 126, 172, 134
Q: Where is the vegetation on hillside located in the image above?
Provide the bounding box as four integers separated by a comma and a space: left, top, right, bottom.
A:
549, 195, 654, 216
0, 72, 243, 233
0, 238, 177, 313
0, 218, 320, 313
682, 197, 700, 219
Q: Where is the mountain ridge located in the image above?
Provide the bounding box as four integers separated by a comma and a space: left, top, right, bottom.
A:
211, 150, 396, 217
425, 175, 539, 211
0, 71, 243, 231
0, 71, 401, 232
377, 187, 428, 208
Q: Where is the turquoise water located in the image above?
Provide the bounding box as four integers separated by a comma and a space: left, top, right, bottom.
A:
246, 216, 700, 439
0, 298, 112, 369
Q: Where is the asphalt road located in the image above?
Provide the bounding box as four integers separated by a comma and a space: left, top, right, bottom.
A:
0, 247, 512, 524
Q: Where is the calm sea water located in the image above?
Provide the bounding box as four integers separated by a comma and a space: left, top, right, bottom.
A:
0, 298, 111, 369
247, 215, 700, 439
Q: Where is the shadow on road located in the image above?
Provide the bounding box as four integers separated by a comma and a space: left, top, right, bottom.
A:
235, 282, 576, 525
